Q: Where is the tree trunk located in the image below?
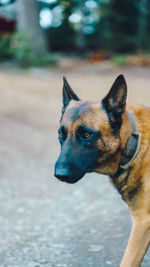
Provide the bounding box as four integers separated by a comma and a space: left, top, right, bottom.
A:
138, 0, 148, 50
16, 0, 47, 54
76, 0, 86, 51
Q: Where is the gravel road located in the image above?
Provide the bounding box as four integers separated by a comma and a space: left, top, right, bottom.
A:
0, 63, 150, 266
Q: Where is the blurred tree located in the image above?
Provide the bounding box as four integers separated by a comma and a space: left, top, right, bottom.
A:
86, 1, 110, 50
16, 0, 47, 54
2, 0, 150, 57
146, 0, 150, 51
75, 0, 86, 51
49, 0, 76, 51
137, 0, 148, 50
109, 0, 139, 52
0, 0, 15, 6
139, 0, 150, 51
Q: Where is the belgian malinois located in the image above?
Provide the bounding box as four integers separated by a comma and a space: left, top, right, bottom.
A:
54, 74, 150, 266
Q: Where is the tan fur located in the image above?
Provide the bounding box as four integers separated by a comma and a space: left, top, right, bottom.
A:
98, 103, 150, 266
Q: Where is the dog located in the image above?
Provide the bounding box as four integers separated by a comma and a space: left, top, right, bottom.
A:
54, 74, 150, 266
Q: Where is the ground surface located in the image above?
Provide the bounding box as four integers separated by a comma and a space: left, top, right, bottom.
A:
0, 62, 150, 266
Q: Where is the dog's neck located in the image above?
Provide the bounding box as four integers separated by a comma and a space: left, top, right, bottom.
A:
95, 110, 141, 178
95, 111, 132, 176
119, 111, 141, 170
110, 111, 142, 200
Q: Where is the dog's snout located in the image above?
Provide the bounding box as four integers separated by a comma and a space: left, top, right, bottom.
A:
54, 167, 71, 181
54, 155, 85, 184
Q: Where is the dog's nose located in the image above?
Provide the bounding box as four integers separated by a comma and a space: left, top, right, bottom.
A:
54, 168, 71, 181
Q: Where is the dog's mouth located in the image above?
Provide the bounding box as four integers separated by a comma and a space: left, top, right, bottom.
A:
54, 170, 85, 184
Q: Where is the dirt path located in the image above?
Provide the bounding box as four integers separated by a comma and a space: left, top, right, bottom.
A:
0, 64, 150, 266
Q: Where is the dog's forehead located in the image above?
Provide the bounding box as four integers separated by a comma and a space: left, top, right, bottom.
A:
61, 100, 109, 132
65, 100, 93, 121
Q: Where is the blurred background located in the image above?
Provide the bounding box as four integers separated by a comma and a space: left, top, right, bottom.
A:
1, 0, 150, 65
0, 1, 150, 267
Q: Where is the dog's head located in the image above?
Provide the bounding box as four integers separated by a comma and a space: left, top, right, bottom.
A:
54, 75, 127, 183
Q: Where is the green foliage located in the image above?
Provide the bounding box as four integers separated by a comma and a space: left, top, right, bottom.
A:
0, 31, 51, 67
112, 53, 132, 66
0, 35, 12, 59
10, 31, 51, 67
10, 31, 34, 66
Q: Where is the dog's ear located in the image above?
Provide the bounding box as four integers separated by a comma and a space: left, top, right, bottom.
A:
102, 74, 127, 129
62, 76, 80, 110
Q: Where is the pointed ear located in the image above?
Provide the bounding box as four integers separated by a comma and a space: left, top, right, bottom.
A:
62, 76, 80, 110
102, 74, 127, 130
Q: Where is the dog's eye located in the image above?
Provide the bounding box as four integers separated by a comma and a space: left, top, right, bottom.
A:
59, 133, 64, 139
83, 133, 91, 138
58, 126, 67, 142
59, 131, 65, 142
76, 126, 93, 140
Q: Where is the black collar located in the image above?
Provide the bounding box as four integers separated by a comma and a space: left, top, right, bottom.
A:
119, 111, 141, 170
